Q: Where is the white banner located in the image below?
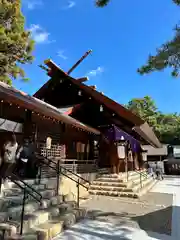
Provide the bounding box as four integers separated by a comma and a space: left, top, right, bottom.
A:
118, 145, 126, 159
173, 147, 180, 158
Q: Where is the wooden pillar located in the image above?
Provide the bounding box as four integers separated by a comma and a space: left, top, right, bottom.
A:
134, 152, 139, 170
23, 110, 37, 143
109, 143, 116, 173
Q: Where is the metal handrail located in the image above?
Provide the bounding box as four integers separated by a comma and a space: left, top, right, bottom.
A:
35, 153, 91, 208
7, 173, 42, 236
134, 169, 148, 178
9, 177, 42, 202
134, 169, 149, 188
36, 154, 91, 186
11, 173, 42, 199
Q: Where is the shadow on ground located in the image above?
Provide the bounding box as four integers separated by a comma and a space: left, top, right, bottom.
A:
132, 206, 172, 237
55, 207, 173, 240
55, 211, 136, 240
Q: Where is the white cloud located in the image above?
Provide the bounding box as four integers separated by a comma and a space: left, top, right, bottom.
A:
62, 1, 76, 10
57, 50, 68, 60
24, 0, 43, 10
29, 24, 52, 44
87, 66, 104, 77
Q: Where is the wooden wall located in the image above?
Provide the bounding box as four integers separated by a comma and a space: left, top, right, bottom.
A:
32, 114, 95, 161
0, 101, 98, 174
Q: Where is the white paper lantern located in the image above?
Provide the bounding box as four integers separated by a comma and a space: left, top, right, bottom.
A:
78, 90, 82, 96
118, 145, 126, 159
100, 105, 103, 112
46, 137, 52, 149
142, 151, 147, 161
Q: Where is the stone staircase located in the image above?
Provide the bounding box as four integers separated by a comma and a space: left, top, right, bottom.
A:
0, 178, 86, 239
89, 170, 157, 198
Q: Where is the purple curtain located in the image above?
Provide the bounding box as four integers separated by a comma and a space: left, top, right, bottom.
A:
104, 125, 140, 153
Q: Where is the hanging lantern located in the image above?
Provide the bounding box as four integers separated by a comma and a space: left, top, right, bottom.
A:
142, 150, 147, 161
117, 136, 126, 159
100, 105, 103, 112
78, 90, 82, 96
46, 137, 52, 150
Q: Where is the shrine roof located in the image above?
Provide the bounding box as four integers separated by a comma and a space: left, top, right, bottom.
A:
33, 59, 161, 148
0, 82, 100, 135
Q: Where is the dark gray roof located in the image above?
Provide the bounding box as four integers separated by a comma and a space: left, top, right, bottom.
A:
142, 144, 168, 156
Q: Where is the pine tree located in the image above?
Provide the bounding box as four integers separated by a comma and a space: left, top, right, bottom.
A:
137, 22, 180, 77
96, 0, 180, 77
0, 0, 34, 85
95, 0, 110, 7
137, 0, 180, 77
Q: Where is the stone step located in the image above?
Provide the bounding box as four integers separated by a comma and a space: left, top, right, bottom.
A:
92, 175, 150, 189
94, 177, 123, 183
89, 189, 138, 198
91, 181, 128, 188
0, 189, 57, 209
8, 178, 57, 190
89, 185, 133, 192
0, 201, 78, 237
120, 173, 149, 183
0, 196, 73, 221
89, 178, 157, 199
0, 210, 49, 236
100, 171, 147, 179
34, 220, 64, 240
96, 172, 148, 183
100, 170, 143, 177
58, 208, 86, 229
4, 208, 87, 240
138, 179, 158, 197
132, 176, 154, 192
93, 175, 153, 191
2, 184, 58, 202
1, 178, 58, 193
0, 196, 62, 221
0, 178, 84, 239
0, 222, 18, 239
99, 174, 122, 179
13, 178, 56, 185
90, 175, 154, 194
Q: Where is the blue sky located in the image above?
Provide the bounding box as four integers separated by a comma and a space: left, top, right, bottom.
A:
14, 0, 179, 113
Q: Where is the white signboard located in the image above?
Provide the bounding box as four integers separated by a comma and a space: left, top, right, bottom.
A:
173, 147, 180, 158
118, 145, 125, 159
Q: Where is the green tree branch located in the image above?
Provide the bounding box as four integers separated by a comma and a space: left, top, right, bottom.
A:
0, 0, 34, 85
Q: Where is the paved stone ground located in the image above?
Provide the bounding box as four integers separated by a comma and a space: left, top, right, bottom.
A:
54, 176, 179, 240
80, 192, 173, 236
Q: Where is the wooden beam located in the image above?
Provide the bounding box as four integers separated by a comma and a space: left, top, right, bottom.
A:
89, 85, 97, 90
67, 50, 92, 75
76, 77, 89, 83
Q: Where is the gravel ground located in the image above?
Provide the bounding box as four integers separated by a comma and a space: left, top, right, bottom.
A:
81, 192, 173, 236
